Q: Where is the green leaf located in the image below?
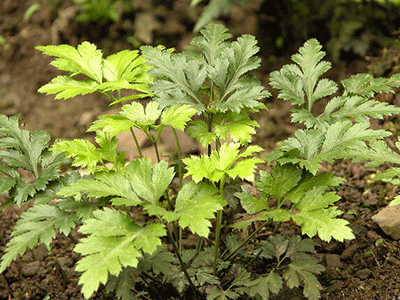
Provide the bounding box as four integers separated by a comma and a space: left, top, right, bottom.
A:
184, 143, 262, 183
88, 115, 135, 137
0, 204, 77, 273
257, 164, 302, 200
51, 139, 102, 171
247, 271, 283, 299
174, 182, 226, 237
193, 0, 232, 32
75, 208, 165, 298
126, 158, 175, 204
342, 73, 400, 97
38, 76, 99, 100
187, 120, 216, 148
161, 104, 198, 130
121, 101, 162, 130
103, 50, 146, 82
37, 42, 103, 83
292, 186, 354, 242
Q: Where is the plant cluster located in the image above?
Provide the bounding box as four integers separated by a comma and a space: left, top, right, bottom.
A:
2, 23, 400, 300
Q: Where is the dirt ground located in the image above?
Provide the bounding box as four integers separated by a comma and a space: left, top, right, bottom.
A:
1, 0, 400, 299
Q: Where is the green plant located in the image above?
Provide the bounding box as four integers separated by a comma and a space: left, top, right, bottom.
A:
2, 23, 400, 300
73, 0, 129, 23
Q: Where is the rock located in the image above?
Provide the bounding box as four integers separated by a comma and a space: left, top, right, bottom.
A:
21, 261, 40, 277
371, 206, 400, 240
354, 268, 372, 280
325, 254, 343, 269
341, 242, 360, 260
327, 280, 344, 293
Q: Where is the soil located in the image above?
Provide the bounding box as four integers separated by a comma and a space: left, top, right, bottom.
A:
1, 0, 400, 299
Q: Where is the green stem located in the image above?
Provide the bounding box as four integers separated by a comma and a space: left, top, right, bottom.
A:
130, 127, 143, 158
165, 223, 199, 298
223, 220, 270, 262
172, 127, 183, 188
213, 176, 227, 275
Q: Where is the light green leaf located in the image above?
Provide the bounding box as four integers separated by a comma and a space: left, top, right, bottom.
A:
175, 182, 226, 237
126, 158, 175, 204
187, 120, 216, 148
37, 42, 103, 83
88, 115, 135, 137
38, 76, 99, 100
75, 208, 165, 298
0, 204, 77, 273
51, 139, 102, 171
121, 101, 162, 129
161, 104, 198, 130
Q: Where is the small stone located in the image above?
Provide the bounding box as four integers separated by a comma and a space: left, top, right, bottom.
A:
341, 242, 360, 260
327, 280, 344, 293
33, 245, 48, 261
372, 206, 400, 240
325, 254, 343, 269
21, 261, 40, 277
387, 256, 400, 266
354, 268, 372, 280
366, 230, 380, 241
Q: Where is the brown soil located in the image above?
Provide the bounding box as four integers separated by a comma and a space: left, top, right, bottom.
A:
1, 1, 400, 299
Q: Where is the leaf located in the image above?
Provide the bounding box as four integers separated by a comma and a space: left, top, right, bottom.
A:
121, 101, 162, 130
174, 182, 226, 237
161, 104, 198, 130
51, 139, 102, 171
246, 271, 283, 299
37, 42, 103, 83
292, 186, 354, 242
342, 73, 400, 97
184, 143, 262, 183
88, 115, 135, 137
193, 0, 232, 32
187, 120, 216, 148
257, 164, 302, 200
0, 114, 62, 205
105, 267, 139, 300
74, 208, 165, 298
126, 158, 175, 204
0, 204, 77, 273
38, 76, 99, 100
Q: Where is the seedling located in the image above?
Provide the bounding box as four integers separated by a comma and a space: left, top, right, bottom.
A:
2, 23, 400, 300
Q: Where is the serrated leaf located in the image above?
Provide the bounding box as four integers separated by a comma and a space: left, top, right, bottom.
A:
88, 115, 135, 137
51, 139, 102, 171
37, 42, 103, 83
174, 182, 226, 237
292, 187, 354, 242
121, 101, 162, 130
213, 112, 259, 145
103, 50, 145, 82
38, 76, 99, 100
161, 104, 198, 130
187, 120, 216, 148
257, 164, 302, 200
105, 267, 138, 300
126, 158, 175, 204
0, 204, 77, 273
193, 0, 232, 32
184, 143, 261, 183
342, 73, 400, 97
75, 208, 165, 298
247, 271, 283, 299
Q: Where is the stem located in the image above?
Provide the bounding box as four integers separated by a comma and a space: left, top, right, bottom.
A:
223, 221, 270, 262
207, 113, 213, 156
172, 128, 183, 188
213, 176, 227, 275
130, 127, 143, 158
165, 223, 199, 298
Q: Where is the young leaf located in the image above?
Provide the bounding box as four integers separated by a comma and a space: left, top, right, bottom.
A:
121, 101, 162, 130
173, 182, 226, 237
184, 143, 262, 183
74, 208, 165, 298
161, 104, 198, 131
246, 271, 282, 299
126, 158, 175, 204
37, 42, 103, 83
88, 115, 134, 137
0, 204, 77, 273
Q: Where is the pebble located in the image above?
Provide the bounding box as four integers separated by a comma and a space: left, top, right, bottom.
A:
327, 280, 344, 293
324, 254, 343, 269
21, 261, 40, 277
341, 242, 360, 260
372, 206, 400, 240
354, 268, 372, 280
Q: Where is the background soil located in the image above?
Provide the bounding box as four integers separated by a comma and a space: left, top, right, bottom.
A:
1, 0, 400, 299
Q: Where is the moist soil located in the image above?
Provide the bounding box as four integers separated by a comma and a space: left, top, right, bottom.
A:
1, 1, 400, 299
